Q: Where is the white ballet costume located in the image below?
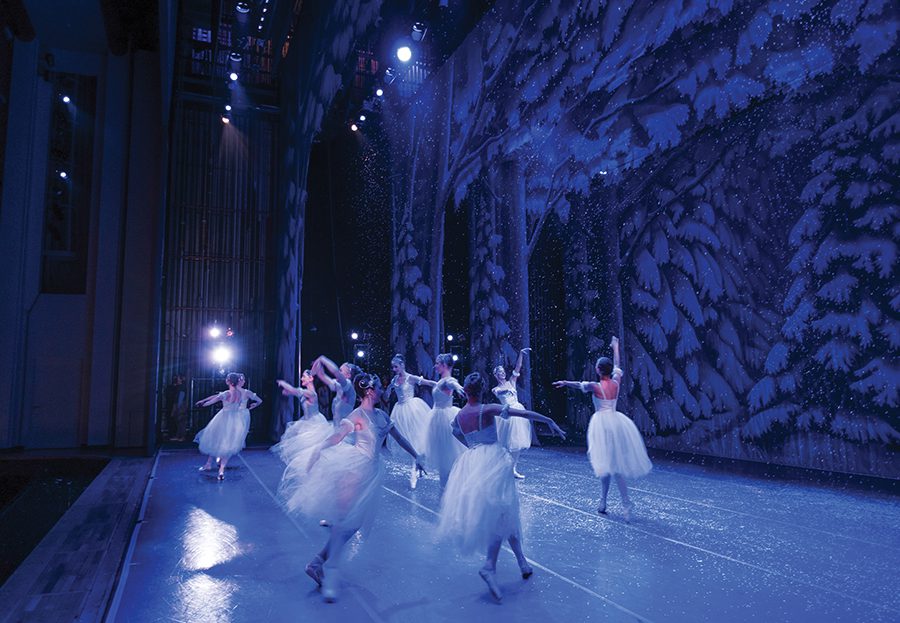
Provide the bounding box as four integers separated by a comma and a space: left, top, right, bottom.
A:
424, 377, 466, 483
193, 389, 256, 459
438, 405, 521, 555
278, 406, 392, 534
493, 371, 532, 452
271, 391, 332, 464
387, 374, 431, 455
583, 370, 652, 479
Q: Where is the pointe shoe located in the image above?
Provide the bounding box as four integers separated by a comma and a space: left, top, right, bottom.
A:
217, 472, 225, 482
305, 556, 324, 587
597, 501, 607, 515
513, 470, 525, 480
319, 519, 330, 527
199, 465, 213, 472
520, 563, 534, 579
479, 568, 503, 601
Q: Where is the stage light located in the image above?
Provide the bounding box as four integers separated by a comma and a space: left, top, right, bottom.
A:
209, 326, 222, 338
376, 88, 383, 97
235, 2, 250, 13
356, 350, 365, 358
359, 114, 366, 121
396, 46, 412, 63
350, 123, 358, 132
229, 72, 238, 81
262, 6, 268, 12
258, 25, 263, 30
59, 171, 68, 179
411, 22, 427, 42
225, 104, 232, 111
260, 16, 265, 21
452, 354, 459, 362
62, 95, 71, 103
384, 67, 397, 84
446, 334, 454, 342
222, 116, 230, 124
229, 51, 242, 62
212, 345, 232, 365
350, 331, 359, 340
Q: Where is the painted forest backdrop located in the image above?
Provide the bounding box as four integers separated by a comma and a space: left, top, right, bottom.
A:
383, 0, 898, 477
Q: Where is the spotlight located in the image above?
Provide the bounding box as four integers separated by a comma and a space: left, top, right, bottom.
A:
384, 67, 397, 84
396, 46, 412, 63
262, 6, 268, 12
356, 350, 365, 358
350, 123, 358, 132
212, 345, 233, 365
452, 354, 459, 362
359, 114, 366, 121
209, 326, 222, 338
225, 104, 232, 111
62, 95, 70, 103
235, 2, 250, 13
376, 88, 383, 97
258, 25, 263, 30
411, 22, 427, 42
59, 171, 68, 179
229, 72, 238, 81
260, 16, 265, 21
229, 51, 242, 62
446, 334, 454, 342
350, 331, 359, 340
222, 116, 230, 124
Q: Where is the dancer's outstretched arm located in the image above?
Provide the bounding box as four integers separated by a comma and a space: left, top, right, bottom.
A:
512, 347, 531, 382
276, 379, 305, 398
195, 392, 224, 407
388, 427, 427, 475
306, 419, 354, 471
482, 404, 566, 440
552, 379, 595, 392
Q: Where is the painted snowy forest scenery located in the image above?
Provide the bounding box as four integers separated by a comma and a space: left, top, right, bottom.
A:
380, 0, 898, 477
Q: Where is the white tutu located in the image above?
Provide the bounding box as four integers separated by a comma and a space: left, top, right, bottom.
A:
437, 444, 521, 554
586, 407, 652, 478
194, 407, 250, 458
278, 442, 384, 533
496, 399, 532, 452
425, 404, 465, 476
388, 397, 432, 456
270, 414, 332, 464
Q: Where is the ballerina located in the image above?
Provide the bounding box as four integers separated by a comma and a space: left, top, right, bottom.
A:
492, 347, 532, 479
419, 353, 467, 488
438, 372, 566, 602
385, 354, 433, 489
311, 355, 361, 426
194, 373, 262, 481
278, 373, 426, 602
270, 369, 332, 464
554, 336, 651, 522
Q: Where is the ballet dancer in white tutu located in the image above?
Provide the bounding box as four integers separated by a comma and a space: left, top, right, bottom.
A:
438, 372, 565, 601
278, 373, 426, 602
270, 369, 332, 464
419, 353, 467, 488
385, 354, 433, 489
311, 355, 361, 426
492, 347, 532, 479
554, 336, 651, 521
194, 372, 262, 481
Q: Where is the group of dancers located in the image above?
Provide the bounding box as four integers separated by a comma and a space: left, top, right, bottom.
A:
191, 336, 652, 603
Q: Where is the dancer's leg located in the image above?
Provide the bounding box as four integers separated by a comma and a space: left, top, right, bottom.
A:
615, 475, 632, 521
511, 450, 524, 479
479, 537, 504, 600
598, 475, 611, 513
508, 533, 533, 578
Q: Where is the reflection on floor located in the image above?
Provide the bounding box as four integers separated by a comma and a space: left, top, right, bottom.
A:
109, 447, 900, 622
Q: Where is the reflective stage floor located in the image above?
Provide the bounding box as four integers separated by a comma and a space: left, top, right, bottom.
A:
108, 447, 899, 622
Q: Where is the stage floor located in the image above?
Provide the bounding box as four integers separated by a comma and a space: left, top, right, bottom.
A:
108, 446, 899, 622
